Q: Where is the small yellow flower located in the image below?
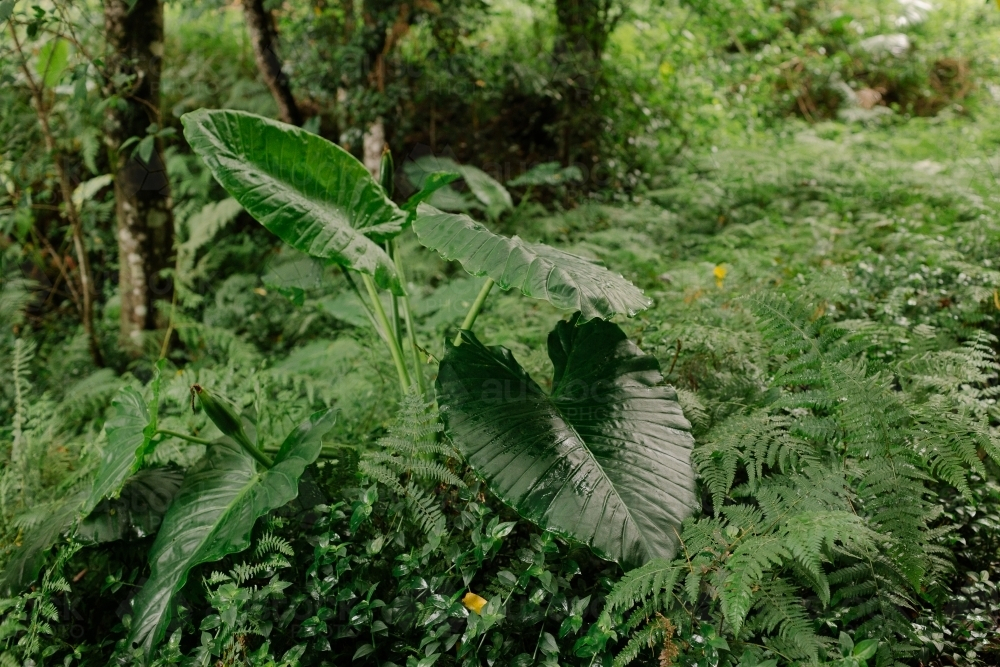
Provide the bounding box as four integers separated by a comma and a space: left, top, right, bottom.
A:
713, 264, 727, 288
462, 592, 487, 615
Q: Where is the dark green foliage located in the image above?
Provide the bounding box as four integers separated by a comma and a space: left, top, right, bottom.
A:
437, 316, 696, 567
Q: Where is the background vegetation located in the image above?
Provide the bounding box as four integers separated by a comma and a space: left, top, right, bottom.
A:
3, 0, 1000, 665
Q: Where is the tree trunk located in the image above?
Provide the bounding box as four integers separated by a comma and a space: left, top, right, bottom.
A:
553, 0, 620, 168
242, 0, 302, 126
104, 0, 175, 356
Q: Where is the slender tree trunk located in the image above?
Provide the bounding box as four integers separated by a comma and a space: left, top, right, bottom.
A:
104, 0, 175, 356
7, 26, 103, 367
242, 0, 302, 126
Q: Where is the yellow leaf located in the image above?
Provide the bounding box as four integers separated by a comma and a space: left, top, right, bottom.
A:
713, 265, 727, 288
462, 592, 487, 615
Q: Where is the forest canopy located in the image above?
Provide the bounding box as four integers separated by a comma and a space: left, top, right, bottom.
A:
2, 0, 1000, 665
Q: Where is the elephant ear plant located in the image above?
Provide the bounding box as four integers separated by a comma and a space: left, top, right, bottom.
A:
181, 110, 698, 564
0, 361, 336, 662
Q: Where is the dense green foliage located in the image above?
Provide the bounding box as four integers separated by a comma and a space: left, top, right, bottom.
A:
3, 0, 1000, 665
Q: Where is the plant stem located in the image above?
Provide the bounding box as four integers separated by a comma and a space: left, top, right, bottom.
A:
156, 429, 214, 446
453, 278, 495, 346
243, 444, 275, 469
157, 428, 274, 468
340, 266, 385, 342
361, 273, 411, 393
391, 245, 427, 396
387, 241, 403, 345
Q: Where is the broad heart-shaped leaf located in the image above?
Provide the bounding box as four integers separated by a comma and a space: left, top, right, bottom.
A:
181, 109, 404, 293
414, 205, 651, 321
436, 316, 696, 568
87, 377, 161, 511
125, 409, 336, 658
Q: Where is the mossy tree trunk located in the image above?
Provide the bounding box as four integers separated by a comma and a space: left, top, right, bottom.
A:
104, 0, 175, 357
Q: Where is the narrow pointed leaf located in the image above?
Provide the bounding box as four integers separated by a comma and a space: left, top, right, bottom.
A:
414, 206, 651, 320
436, 316, 696, 567
181, 109, 404, 292
125, 409, 336, 657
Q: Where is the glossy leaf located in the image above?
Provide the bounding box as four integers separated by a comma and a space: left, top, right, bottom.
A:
436, 316, 696, 567
78, 467, 184, 544
181, 109, 404, 292
414, 206, 651, 320
125, 409, 336, 657
87, 376, 161, 511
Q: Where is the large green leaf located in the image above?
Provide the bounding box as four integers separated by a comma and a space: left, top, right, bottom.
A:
436, 316, 696, 568
0, 375, 163, 596
78, 467, 184, 544
125, 409, 336, 658
181, 109, 404, 292
414, 205, 652, 320
87, 377, 161, 511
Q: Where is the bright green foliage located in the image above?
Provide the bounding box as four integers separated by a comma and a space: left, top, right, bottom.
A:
0, 542, 79, 665
181, 109, 405, 293
401, 171, 461, 213
600, 294, 1000, 664
87, 377, 161, 510
124, 409, 335, 658
405, 156, 513, 219
414, 205, 651, 320
359, 390, 463, 536
437, 315, 696, 567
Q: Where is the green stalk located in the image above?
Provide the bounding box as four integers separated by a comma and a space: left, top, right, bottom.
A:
159, 429, 276, 469
340, 266, 385, 342
391, 245, 427, 396
453, 277, 495, 346
156, 429, 214, 446
386, 241, 403, 346
361, 273, 412, 393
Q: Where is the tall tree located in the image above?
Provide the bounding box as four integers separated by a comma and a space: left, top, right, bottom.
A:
553, 0, 624, 167
242, 0, 302, 126
103, 0, 175, 356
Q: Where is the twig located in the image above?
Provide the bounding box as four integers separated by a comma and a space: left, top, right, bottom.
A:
8, 21, 103, 366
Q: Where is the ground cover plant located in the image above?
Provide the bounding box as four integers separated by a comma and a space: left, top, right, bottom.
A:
3, 0, 1000, 665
